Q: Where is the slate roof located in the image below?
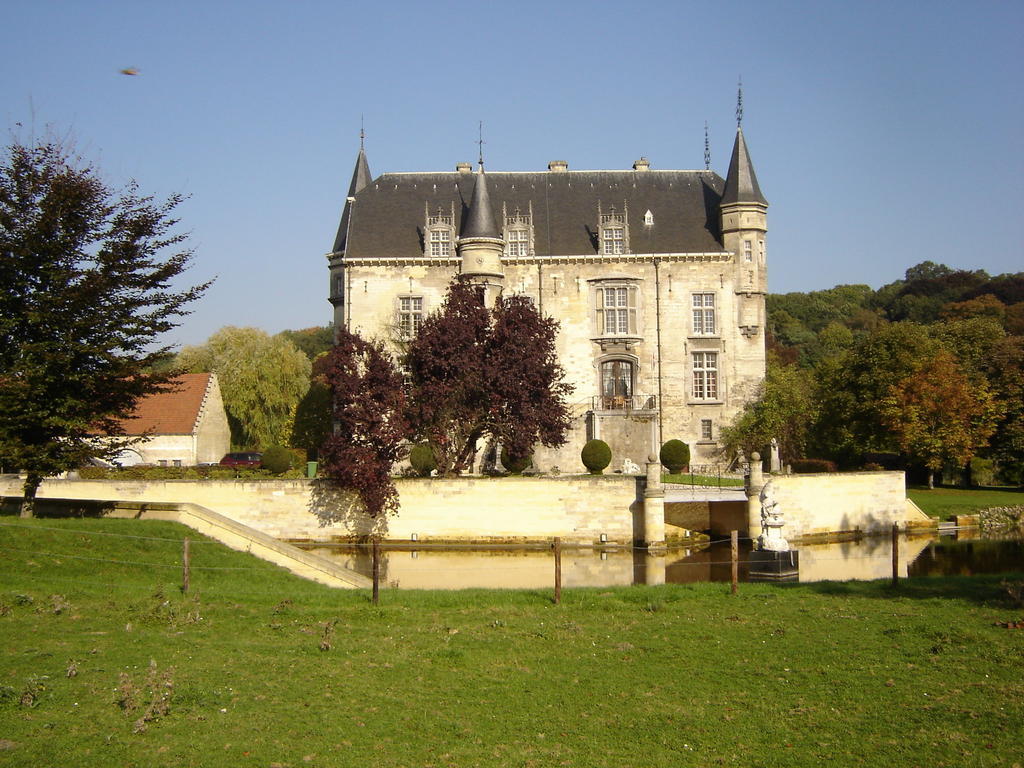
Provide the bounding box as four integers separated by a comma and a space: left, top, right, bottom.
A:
331, 147, 372, 253
720, 128, 767, 207
338, 167, 727, 258
114, 373, 214, 436
460, 164, 500, 239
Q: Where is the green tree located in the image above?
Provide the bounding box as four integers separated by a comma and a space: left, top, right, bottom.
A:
720, 357, 817, 465
0, 138, 207, 516
277, 326, 334, 361
177, 327, 310, 449
880, 350, 1001, 488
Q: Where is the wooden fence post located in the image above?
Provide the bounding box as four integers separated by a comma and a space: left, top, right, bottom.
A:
372, 539, 380, 605
891, 523, 899, 587
730, 530, 739, 595
553, 537, 562, 605
182, 537, 191, 594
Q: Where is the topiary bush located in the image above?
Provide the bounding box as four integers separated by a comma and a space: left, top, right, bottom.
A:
790, 458, 837, 474
409, 443, 437, 477
659, 439, 690, 474
581, 439, 612, 475
500, 448, 532, 475
261, 445, 293, 475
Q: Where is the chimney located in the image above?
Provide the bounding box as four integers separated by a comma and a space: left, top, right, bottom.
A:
456, 162, 473, 174
548, 160, 569, 172
633, 157, 650, 171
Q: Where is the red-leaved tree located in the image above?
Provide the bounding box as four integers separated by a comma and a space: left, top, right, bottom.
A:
318, 329, 407, 518
405, 278, 573, 475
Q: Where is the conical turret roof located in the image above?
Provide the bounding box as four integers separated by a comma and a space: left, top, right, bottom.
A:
460, 163, 500, 239
331, 146, 372, 253
720, 127, 767, 206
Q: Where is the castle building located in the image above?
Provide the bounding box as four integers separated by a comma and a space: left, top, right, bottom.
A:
326, 125, 768, 472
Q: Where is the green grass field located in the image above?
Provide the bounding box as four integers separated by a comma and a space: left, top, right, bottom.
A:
1, 515, 1022, 767
662, 473, 745, 487
908, 486, 1024, 519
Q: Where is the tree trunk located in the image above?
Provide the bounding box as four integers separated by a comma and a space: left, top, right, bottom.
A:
927, 469, 935, 490
20, 473, 42, 519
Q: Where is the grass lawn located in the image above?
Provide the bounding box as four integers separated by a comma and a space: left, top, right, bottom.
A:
1, 515, 1023, 767
908, 486, 1024, 519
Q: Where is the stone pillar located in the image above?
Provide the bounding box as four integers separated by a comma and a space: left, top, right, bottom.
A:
643, 454, 665, 550
746, 451, 765, 541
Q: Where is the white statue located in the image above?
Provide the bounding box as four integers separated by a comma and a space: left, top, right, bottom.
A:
758, 479, 789, 551
769, 437, 781, 473
622, 458, 641, 475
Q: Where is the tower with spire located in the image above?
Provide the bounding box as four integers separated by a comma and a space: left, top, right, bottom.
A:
719, 82, 768, 337
456, 159, 505, 305
327, 128, 371, 330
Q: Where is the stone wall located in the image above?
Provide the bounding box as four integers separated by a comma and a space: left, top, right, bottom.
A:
0, 474, 644, 545
767, 471, 920, 539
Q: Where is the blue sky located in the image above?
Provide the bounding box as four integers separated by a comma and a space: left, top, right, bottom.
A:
3, 0, 1022, 347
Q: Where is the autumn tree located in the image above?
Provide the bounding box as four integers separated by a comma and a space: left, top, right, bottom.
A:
0, 138, 207, 516
404, 279, 573, 475
879, 350, 1001, 488
318, 328, 407, 518
176, 327, 310, 449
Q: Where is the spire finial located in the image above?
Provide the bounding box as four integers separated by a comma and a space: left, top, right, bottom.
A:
477, 120, 485, 167
704, 121, 711, 170
736, 77, 743, 128
360, 115, 365, 151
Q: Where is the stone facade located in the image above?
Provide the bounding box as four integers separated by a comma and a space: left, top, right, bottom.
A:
327, 129, 768, 473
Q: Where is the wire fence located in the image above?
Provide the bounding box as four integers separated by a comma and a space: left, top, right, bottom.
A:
0, 518, 944, 605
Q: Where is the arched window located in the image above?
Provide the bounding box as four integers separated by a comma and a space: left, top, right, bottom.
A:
601, 359, 634, 410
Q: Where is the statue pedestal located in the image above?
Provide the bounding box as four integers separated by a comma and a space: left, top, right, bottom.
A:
749, 549, 800, 582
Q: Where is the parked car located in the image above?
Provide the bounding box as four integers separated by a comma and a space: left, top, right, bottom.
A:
219, 452, 263, 468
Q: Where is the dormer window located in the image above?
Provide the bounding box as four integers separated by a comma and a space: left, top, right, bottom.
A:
599, 203, 629, 255
503, 203, 534, 257
644, 209, 654, 226
425, 203, 455, 258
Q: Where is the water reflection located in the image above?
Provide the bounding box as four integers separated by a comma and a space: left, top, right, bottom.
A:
301, 532, 1024, 590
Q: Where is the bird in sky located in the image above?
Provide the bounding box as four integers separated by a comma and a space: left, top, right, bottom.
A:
119, 67, 139, 76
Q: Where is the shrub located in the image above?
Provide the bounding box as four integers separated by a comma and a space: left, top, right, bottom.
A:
261, 445, 293, 475
791, 458, 837, 474
581, 439, 611, 475
500, 448, 532, 475
409, 443, 437, 477
659, 440, 690, 474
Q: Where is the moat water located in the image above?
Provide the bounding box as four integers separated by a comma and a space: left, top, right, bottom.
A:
301, 532, 1024, 590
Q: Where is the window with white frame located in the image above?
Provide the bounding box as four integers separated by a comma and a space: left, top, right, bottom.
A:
425, 203, 454, 258
692, 293, 716, 335
701, 419, 713, 441
599, 204, 629, 255
506, 228, 529, 257
692, 352, 719, 400
596, 284, 637, 335
429, 229, 451, 257
743, 239, 753, 262
503, 204, 533, 258
397, 296, 424, 338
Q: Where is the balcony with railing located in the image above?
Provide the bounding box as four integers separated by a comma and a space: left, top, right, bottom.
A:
591, 394, 657, 412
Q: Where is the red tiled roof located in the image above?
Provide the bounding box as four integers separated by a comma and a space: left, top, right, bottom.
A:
114, 373, 213, 436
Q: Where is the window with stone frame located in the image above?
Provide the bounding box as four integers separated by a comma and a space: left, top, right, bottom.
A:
692, 352, 719, 400
503, 203, 534, 257
600, 358, 634, 410
397, 296, 424, 338
424, 203, 455, 258
692, 293, 717, 336
598, 203, 629, 255
596, 284, 638, 336
743, 239, 753, 262
701, 418, 713, 441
